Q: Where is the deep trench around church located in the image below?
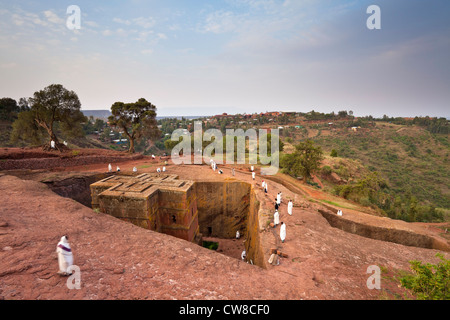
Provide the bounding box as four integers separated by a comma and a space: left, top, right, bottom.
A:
43, 172, 264, 266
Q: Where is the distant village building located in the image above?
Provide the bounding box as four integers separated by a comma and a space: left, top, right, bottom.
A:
113, 139, 128, 145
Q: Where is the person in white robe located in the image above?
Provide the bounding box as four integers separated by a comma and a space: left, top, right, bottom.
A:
241, 250, 246, 261
116, 166, 120, 172
56, 235, 73, 276
108, 164, 112, 172
162, 167, 166, 172
276, 193, 281, 205
236, 230, 240, 239
51, 140, 56, 149
63, 141, 68, 146
274, 210, 280, 226
262, 181, 266, 189
288, 200, 293, 216
280, 222, 286, 243
251, 166, 254, 172
133, 167, 138, 172
337, 210, 343, 216
252, 172, 256, 180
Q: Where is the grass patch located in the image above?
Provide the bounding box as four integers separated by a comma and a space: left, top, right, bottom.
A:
202, 241, 219, 251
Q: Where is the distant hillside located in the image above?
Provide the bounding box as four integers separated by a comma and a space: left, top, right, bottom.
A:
284, 121, 449, 222
82, 111, 204, 121
82, 110, 111, 120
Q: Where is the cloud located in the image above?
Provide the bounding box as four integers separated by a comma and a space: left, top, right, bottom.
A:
113, 17, 131, 26
11, 14, 25, 26
1, 62, 17, 69
133, 17, 156, 29
200, 11, 241, 34
113, 16, 155, 29
84, 20, 99, 28
157, 33, 167, 40
43, 10, 64, 24
7, 9, 67, 30
116, 28, 128, 37
141, 49, 153, 55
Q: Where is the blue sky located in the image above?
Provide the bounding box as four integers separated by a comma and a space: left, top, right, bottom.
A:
0, 0, 449, 117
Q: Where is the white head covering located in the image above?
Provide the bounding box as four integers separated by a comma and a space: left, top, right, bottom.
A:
57, 235, 72, 255
58, 235, 70, 246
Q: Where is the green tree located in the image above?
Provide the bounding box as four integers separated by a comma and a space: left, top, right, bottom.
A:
10, 109, 46, 146
18, 97, 30, 112
10, 84, 86, 151
259, 133, 284, 156
330, 149, 338, 157
281, 140, 324, 180
94, 118, 105, 132
108, 98, 161, 153
164, 138, 183, 151
0, 98, 20, 121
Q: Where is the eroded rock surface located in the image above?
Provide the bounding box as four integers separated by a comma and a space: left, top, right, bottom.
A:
0, 162, 448, 300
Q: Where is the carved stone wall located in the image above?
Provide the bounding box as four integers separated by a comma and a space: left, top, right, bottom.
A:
91, 174, 201, 244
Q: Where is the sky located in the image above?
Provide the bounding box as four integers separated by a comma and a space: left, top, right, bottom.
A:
0, 0, 449, 117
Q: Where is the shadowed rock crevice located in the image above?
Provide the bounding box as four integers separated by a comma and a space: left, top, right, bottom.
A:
42, 173, 112, 208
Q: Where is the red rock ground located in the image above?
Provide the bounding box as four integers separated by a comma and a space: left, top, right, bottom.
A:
0, 149, 449, 300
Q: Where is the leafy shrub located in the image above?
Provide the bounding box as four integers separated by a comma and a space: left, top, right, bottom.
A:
330, 149, 338, 157
400, 254, 449, 300
322, 165, 332, 176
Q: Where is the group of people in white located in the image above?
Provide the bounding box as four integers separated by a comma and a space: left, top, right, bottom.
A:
209, 159, 224, 174
156, 167, 166, 173
108, 164, 121, 172
50, 140, 68, 149
108, 164, 168, 174
272, 191, 287, 244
